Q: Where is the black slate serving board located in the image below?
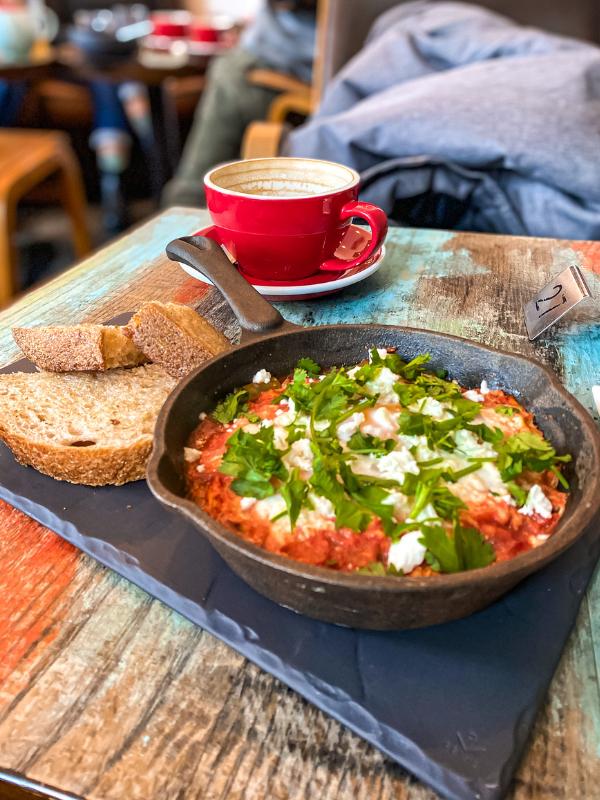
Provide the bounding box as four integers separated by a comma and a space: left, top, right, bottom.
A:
1, 356, 599, 800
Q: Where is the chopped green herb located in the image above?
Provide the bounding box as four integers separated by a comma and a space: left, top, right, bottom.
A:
212, 388, 249, 424
494, 405, 517, 417
220, 427, 287, 498
347, 430, 396, 456
420, 521, 495, 573
394, 382, 427, 407
506, 481, 528, 506
296, 357, 321, 376
494, 430, 571, 481
280, 468, 309, 528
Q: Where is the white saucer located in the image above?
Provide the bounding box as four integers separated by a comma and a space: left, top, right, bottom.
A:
178, 245, 385, 302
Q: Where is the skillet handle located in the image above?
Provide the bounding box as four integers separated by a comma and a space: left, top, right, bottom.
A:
166, 236, 296, 335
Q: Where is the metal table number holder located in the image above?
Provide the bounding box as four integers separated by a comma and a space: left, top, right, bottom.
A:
524, 265, 591, 341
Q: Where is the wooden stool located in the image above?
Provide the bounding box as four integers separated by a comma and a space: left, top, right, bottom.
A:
0, 129, 92, 306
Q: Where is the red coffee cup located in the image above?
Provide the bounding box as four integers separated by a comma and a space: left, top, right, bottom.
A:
203, 157, 388, 282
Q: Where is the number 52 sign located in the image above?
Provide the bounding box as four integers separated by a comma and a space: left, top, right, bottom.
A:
524, 265, 592, 341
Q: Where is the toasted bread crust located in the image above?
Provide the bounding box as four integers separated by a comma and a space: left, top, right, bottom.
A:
12, 325, 147, 372
126, 302, 230, 378
0, 364, 175, 485
0, 428, 150, 485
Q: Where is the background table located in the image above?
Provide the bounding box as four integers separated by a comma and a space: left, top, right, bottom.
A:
0, 208, 598, 800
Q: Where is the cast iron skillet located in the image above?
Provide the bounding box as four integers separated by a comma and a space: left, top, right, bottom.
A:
147, 236, 600, 630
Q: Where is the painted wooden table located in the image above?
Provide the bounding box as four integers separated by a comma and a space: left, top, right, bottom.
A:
0, 208, 598, 800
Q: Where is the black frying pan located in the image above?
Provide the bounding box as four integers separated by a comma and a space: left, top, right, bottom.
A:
147, 236, 600, 629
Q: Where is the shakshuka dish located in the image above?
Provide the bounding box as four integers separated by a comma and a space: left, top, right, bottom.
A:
184, 350, 571, 577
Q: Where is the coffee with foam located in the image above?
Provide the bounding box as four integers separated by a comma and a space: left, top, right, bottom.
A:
207, 157, 357, 199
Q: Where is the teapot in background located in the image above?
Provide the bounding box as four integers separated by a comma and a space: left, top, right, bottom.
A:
0, 0, 58, 63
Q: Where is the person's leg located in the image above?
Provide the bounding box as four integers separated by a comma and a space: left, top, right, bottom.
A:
0, 81, 27, 126
88, 81, 132, 233
162, 48, 279, 208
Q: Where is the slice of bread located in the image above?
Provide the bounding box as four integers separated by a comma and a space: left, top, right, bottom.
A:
126, 302, 230, 379
0, 364, 176, 485
12, 324, 148, 372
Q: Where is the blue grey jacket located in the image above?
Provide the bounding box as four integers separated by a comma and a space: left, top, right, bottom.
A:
286, 1, 600, 239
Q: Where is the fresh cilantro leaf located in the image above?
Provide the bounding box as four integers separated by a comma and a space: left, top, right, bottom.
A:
414, 371, 461, 399
454, 522, 496, 570
220, 427, 287, 498
357, 561, 388, 576
367, 348, 403, 373
494, 431, 571, 481
399, 353, 431, 380
466, 422, 504, 444
286, 422, 308, 445
281, 368, 313, 412
506, 480, 528, 506
550, 464, 570, 490
394, 382, 427, 407
212, 388, 249, 423
494, 405, 517, 417
420, 525, 461, 572
347, 430, 395, 456
296, 357, 321, 376
280, 468, 309, 528
449, 397, 482, 421
431, 486, 466, 519
419, 522, 495, 573
309, 450, 371, 532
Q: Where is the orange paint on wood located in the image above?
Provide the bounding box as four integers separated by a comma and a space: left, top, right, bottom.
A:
569, 241, 600, 276
172, 278, 211, 305
0, 500, 79, 685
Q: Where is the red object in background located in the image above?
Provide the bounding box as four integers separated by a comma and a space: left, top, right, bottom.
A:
189, 17, 234, 42
203, 158, 388, 282
151, 11, 191, 38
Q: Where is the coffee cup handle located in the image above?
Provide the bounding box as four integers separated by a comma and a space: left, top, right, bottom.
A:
320, 200, 388, 271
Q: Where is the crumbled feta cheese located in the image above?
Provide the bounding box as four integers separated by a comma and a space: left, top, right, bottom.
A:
239, 497, 257, 510
242, 422, 260, 434
199, 411, 207, 420
480, 380, 490, 395
313, 419, 330, 432
361, 406, 399, 439
347, 365, 360, 378
464, 389, 484, 402
336, 412, 365, 444
449, 462, 514, 507
381, 490, 412, 518
369, 347, 388, 362
409, 396, 448, 420
255, 493, 287, 520
283, 438, 313, 473
454, 429, 496, 458
275, 409, 295, 427
309, 493, 335, 517
273, 426, 288, 450
519, 484, 553, 519
365, 367, 398, 404
351, 447, 419, 481
183, 447, 201, 462
252, 369, 272, 384
196, 464, 205, 473
387, 531, 427, 574
261, 418, 273, 428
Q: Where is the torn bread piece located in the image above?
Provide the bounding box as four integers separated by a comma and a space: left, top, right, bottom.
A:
12, 324, 148, 372
126, 301, 230, 378
0, 364, 176, 485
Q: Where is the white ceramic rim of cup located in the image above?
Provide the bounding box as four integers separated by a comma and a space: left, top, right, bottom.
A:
204, 157, 360, 200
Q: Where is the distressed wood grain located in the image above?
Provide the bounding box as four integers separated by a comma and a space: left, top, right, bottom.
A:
0, 210, 599, 800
